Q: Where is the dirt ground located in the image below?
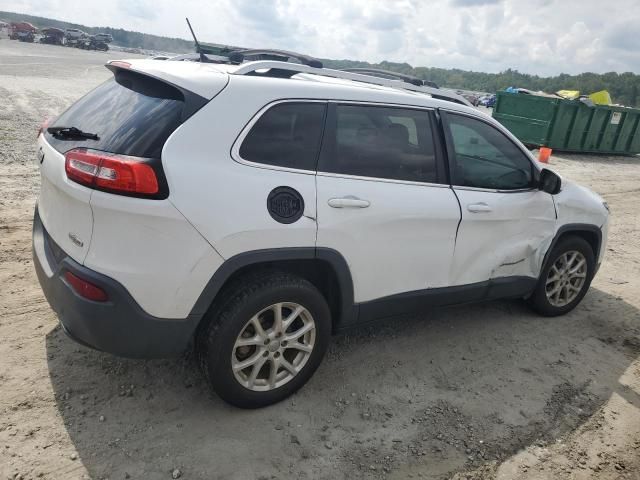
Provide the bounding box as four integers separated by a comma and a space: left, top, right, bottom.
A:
1, 40, 639, 480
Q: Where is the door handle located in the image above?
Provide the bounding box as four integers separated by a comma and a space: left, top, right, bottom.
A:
467, 202, 492, 213
328, 196, 370, 209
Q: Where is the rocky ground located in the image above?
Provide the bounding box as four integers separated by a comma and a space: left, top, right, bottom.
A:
0, 40, 639, 480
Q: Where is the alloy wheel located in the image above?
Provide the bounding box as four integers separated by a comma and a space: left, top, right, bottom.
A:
545, 250, 588, 307
231, 302, 316, 391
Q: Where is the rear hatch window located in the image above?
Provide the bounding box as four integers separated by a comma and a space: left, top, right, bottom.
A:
45, 69, 185, 158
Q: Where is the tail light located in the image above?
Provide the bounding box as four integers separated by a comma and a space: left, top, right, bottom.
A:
64, 271, 109, 302
64, 148, 166, 199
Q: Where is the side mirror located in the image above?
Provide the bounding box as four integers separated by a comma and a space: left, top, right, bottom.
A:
539, 168, 561, 195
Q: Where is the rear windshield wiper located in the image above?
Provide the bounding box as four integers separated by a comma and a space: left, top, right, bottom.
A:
47, 126, 99, 140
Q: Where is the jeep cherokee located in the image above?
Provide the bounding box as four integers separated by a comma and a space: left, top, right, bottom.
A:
33, 54, 610, 408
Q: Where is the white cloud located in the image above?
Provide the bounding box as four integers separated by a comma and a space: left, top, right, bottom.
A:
450, 0, 502, 6
2, 0, 640, 75
364, 10, 404, 32
118, 0, 159, 20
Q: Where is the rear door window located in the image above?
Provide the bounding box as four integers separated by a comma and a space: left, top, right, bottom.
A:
319, 104, 440, 183
239, 102, 326, 171
45, 70, 185, 158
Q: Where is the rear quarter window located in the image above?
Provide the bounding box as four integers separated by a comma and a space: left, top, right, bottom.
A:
239, 102, 326, 171
45, 70, 185, 158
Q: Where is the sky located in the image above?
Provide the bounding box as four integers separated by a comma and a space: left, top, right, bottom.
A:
3, 0, 639, 76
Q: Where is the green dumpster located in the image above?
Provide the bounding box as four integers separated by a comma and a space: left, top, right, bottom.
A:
492, 91, 640, 155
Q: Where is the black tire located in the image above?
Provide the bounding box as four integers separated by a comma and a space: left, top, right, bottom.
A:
528, 235, 595, 316
196, 271, 331, 408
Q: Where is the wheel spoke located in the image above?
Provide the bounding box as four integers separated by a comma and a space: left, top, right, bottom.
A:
268, 358, 279, 388
547, 284, 561, 297
568, 259, 586, 275
233, 350, 264, 372
250, 316, 268, 340
272, 303, 284, 333
280, 358, 298, 375
559, 254, 568, 270
283, 305, 305, 330
546, 274, 559, 285
284, 322, 314, 342
567, 283, 581, 293
286, 342, 313, 353
235, 335, 263, 348
247, 356, 268, 387
553, 287, 563, 303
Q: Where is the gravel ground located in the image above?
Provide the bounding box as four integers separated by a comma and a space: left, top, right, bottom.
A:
1, 40, 639, 480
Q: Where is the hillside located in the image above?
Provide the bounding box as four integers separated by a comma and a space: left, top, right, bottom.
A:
2, 10, 640, 106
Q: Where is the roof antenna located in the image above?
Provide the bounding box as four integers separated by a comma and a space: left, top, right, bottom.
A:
186, 17, 208, 63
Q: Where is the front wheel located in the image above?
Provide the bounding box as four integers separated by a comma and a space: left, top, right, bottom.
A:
197, 272, 331, 408
528, 235, 595, 316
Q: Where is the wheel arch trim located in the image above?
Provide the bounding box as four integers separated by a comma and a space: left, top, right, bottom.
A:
189, 247, 358, 327
542, 223, 602, 274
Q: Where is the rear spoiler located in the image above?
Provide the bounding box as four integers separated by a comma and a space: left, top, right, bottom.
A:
105, 61, 209, 121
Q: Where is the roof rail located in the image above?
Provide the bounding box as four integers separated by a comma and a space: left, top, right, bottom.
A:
340, 68, 435, 88
232, 61, 471, 106
228, 49, 323, 68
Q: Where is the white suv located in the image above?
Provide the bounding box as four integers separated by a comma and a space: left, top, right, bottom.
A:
33, 54, 609, 408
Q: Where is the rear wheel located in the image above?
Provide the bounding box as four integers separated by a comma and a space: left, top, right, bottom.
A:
197, 272, 331, 408
528, 235, 595, 316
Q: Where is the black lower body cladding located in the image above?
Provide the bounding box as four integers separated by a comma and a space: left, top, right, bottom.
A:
32, 208, 199, 358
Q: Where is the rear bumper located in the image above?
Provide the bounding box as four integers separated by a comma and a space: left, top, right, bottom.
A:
32, 208, 201, 358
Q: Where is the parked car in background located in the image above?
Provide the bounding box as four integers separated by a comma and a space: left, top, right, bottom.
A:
479, 94, 497, 107
461, 93, 479, 106
64, 28, 87, 47
40, 27, 65, 46
9, 22, 37, 42
93, 33, 113, 43
8, 22, 20, 39
79, 35, 109, 51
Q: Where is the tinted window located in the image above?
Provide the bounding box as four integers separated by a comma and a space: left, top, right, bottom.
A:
239, 103, 325, 171
322, 105, 438, 183
446, 113, 533, 190
45, 70, 185, 158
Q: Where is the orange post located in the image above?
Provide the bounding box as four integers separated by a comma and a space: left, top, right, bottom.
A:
538, 147, 552, 163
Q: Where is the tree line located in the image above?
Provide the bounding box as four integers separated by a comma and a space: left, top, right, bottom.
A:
3, 10, 639, 106
323, 60, 640, 107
